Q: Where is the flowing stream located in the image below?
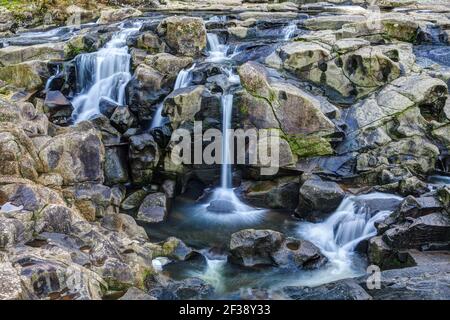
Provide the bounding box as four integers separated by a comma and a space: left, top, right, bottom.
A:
72, 22, 141, 122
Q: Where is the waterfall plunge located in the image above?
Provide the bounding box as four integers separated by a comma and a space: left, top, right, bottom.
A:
72, 22, 141, 123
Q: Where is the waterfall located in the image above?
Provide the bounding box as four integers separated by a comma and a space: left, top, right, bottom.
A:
298, 192, 403, 281
150, 63, 196, 129
220, 94, 233, 189
206, 33, 229, 62
174, 63, 196, 90
72, 22, 141, 123
45, 65, 61, 92
282, 22, 297, 41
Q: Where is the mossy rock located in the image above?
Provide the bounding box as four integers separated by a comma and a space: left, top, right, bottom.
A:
284, 134, 333, 158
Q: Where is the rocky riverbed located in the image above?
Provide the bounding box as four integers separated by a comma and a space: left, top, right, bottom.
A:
0, 0, 449, 300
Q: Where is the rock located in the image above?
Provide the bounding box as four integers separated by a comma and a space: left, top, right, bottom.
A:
0, 43, 65, 66
398, 177, 429, 196
126, 64, 167, 120
121, 189, 149, 211
43, 91, 73, 124
0, 257, 25, 300
0, 124, 41, 181
137, 193, 167, 223
163, 85, 205, 129
8, 245, 106, 300
97, 8, 142, 24
144, 53, 193, 81
99, 97, 119, 118
147, 275, 214, 300
237, 176, 300, 210
283, 279, 372, 300
63, 184, 116, 221
128, 133, 160, 185
237, 61, 273, 101
304, 15, 366, 31
229, 229, 326, 269
383, 212, 450, 250
0, 60, 49, 90
296, 175, 345, 219
207, 200, 236, 213
157, 16, 207, 57
119, 287, 155, 300
36, 204, 77, 234
358, 263, 450, 300
135, 31, 166, 54
38, 127, 105, 185
104, 146, 129, 186
110, 107, 137, 133
161, 179, 176, 199
161, 237, 194, 261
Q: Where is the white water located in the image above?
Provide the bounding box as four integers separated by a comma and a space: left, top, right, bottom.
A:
45, 65, 61, 92
296, 192, 403, 286
206, 33, 229, 62
72, 22, 141, 122
282, 22, 297, 41
150, 63, 196, 129
220, 93, 233, 189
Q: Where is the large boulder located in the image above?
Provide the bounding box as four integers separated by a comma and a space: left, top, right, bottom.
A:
97, 8, 142, 24
0, 60, 50, 91
157, 16, 207, 57
229, 229, 327, 269
128, 133, 160, 185
0, 43, 65, 66
43, 91, 74, 125
38, 127, 105, 185
296, 175, 345, 219
163, 85, 205, 129
237, 176, 300, 210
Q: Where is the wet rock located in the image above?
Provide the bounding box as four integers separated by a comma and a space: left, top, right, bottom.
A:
296, 175, 345, 219
157, 16, 207, 57
97, 8, 142, 25
104, 146, 129, 186
283, 279, 372, 300
43, 91, 73, 125
137, 192, 167, 223
147, 275, 214, 300
129, 133, 160, 185
99, 97, 119, 118
160, 237, 194, 261
207, 199, 236, 213
229, 229, 326, 269
110, 107, 137, 133
237, 176, 299, 210
382, 212, 450, 250
358, 263, 450, 300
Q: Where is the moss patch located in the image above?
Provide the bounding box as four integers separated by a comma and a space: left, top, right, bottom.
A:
284, 134, 333, 158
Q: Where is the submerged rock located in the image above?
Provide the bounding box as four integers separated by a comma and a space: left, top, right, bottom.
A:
207, 199, 236, 213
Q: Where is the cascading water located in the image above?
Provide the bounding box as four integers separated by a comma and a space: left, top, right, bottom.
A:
72, 22, 141, 122
206, 33, 229, 62
220, 93, 233, 190
150, 63, 196, 129
295, 192, 403, 286
282, 22, 297, 41
45, 65, 61, 92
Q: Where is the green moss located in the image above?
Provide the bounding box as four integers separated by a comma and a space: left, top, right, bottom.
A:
284, 134, 333, 158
